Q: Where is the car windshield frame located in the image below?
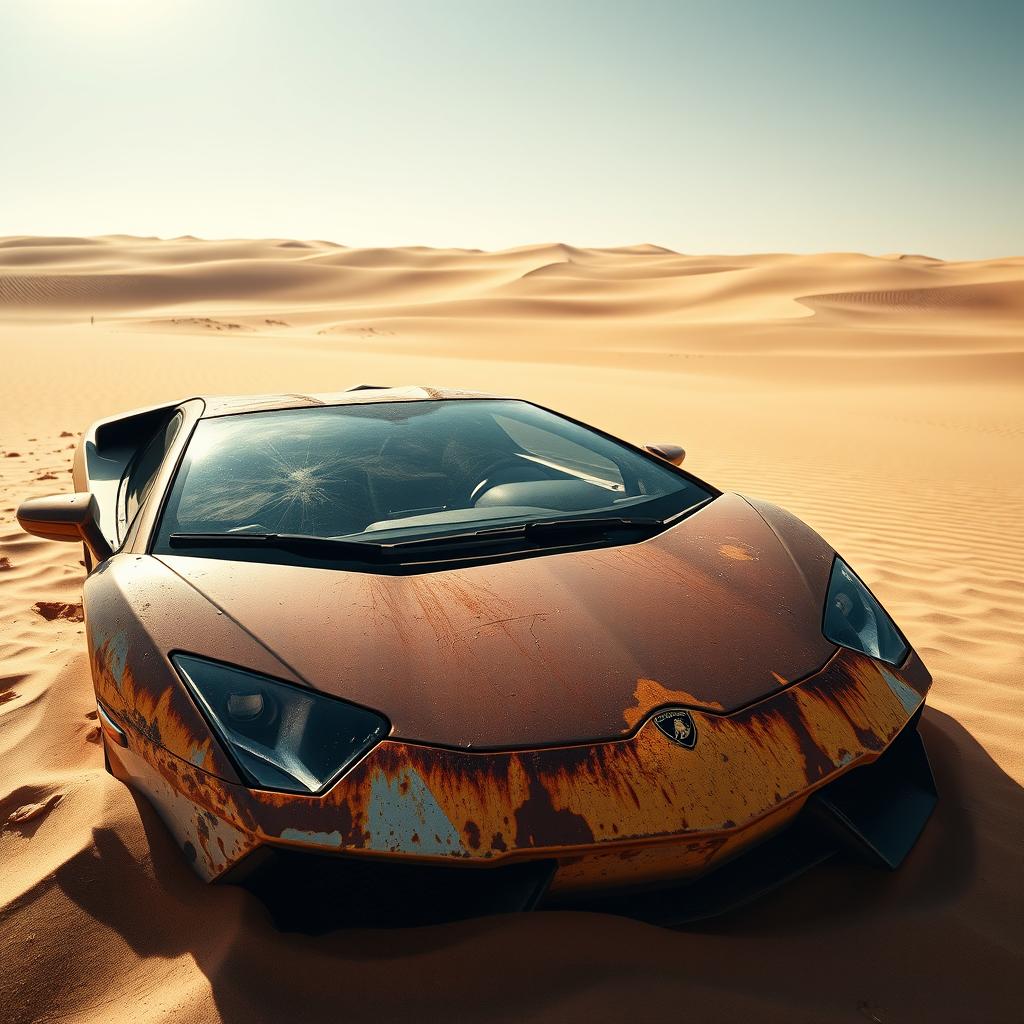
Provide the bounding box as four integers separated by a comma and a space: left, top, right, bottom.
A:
149, 398, 717, 567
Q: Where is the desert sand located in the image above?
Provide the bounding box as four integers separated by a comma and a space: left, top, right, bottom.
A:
1, 236, 1022, 1023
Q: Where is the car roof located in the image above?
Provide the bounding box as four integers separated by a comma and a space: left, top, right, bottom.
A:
198, 385, 504, 418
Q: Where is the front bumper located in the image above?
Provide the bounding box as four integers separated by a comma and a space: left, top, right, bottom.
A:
233, 712, 936, 930
103, 646, 935, 922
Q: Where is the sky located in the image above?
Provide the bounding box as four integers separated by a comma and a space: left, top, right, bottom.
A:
1, 0, 1021, 257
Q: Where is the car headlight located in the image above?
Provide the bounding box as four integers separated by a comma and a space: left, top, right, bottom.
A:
171, 654, 388, 794
822, 557, 908, 666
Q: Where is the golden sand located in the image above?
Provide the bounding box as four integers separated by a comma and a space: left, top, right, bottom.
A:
1, 236, 1021, 1022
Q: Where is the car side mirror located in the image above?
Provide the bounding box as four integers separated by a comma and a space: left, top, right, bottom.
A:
643, 443, 686, 466
17, 492, 113, 563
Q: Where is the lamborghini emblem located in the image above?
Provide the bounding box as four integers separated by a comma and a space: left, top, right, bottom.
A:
653, 709, 697, 749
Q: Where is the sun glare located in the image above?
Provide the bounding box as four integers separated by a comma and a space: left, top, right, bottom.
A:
34, 0, 184, 33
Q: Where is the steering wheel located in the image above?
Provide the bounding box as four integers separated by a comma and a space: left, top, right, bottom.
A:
468, 456, 540, 504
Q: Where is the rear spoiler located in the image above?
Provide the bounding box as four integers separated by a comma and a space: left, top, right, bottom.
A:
73, 399, 198, 548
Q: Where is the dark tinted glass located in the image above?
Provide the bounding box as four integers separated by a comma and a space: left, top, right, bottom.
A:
154, 400, 711, 546
123, 411, 183, 532
173, 655, 387, 793
823, 559, 908, 666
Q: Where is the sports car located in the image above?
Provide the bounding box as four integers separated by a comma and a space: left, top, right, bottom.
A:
17, 386, 936, 927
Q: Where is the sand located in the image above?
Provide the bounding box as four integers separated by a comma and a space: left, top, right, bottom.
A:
0, 236, 1021, 1023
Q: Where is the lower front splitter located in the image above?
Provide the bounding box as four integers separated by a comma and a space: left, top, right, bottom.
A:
554, 712, 936, 926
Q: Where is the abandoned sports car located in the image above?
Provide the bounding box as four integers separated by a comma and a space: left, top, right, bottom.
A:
17, 386, 937, 926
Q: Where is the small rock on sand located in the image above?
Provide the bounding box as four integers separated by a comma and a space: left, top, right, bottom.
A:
6, 793, 63, 826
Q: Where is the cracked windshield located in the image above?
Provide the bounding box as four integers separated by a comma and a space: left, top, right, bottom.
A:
155, 399, 707, 546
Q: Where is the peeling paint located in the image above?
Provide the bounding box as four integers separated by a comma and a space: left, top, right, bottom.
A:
98, 628, 129, 692
280, 827, 344, 849
879, 665, 924, 716
367, 766, 465, 856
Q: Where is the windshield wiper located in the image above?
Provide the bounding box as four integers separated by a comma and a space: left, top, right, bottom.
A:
385, 516, 665, 551
168, 517, 666, 563
168, 532, 384, 561
522, 516, 664, 540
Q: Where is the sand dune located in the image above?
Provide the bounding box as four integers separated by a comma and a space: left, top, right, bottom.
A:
801, 280, 1024, 318
1, 237, 1022, 1023
3, 236, 1021, 329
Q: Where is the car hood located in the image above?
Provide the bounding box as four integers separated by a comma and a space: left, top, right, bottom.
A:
156, 492, 839, 749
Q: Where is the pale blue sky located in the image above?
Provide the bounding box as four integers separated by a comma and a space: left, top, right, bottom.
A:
1, 0, 1021, 257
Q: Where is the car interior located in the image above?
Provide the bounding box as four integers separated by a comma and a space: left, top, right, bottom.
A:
159, 400, 695, 544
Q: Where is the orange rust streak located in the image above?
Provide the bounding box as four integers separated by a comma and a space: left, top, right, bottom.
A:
311, 650, 920, 857
623, 677, 725, 728
111, 648, 926, 892
92, 639, 228, 779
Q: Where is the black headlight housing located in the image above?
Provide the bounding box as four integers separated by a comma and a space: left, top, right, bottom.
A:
822, 557, 908, 666
172, 654, 388, 794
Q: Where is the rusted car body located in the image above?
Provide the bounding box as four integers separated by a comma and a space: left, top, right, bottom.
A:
19, 387, 936, 925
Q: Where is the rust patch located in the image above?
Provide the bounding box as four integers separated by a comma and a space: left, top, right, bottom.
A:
90, 632, 238, 783
514, 774, 595, 848
623, 677, 725, 728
